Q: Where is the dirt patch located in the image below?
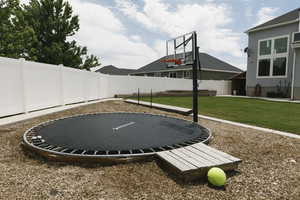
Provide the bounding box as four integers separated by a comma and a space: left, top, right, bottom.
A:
0, 100, 299, 200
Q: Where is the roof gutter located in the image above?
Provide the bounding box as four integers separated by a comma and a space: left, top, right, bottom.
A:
245, 19, 299, 34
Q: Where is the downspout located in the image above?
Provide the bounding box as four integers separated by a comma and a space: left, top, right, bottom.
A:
292, 51, 296, 100
291, 9, 300, 100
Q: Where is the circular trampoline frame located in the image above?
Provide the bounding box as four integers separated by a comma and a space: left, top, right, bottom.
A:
22, 112, 212, 163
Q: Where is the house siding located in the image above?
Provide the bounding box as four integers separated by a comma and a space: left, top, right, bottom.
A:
246, 22, 298, 97
200, 71, 237, 80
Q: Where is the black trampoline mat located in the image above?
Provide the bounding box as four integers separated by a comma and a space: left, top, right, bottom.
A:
35, 113, 205, 151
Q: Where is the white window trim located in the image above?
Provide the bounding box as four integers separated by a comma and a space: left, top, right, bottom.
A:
183, 70, 191, 79
256, 34, 290, 79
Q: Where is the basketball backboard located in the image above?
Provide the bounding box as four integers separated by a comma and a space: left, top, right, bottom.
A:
164, 31, 196, 67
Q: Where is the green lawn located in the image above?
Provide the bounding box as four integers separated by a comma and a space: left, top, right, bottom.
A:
131, 96, 300, 134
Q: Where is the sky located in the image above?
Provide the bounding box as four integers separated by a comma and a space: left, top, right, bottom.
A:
20, 0, 299, 71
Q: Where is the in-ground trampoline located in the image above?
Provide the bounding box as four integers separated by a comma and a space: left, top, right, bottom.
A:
23, 113, 211, 162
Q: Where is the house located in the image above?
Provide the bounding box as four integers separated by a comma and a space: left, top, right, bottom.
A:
95, 65, 136, 75
230, 71, 246, 96
245, 8, 300, 100
130, 53, 243, 80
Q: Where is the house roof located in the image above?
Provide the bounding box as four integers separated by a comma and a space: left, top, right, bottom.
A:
95, 65, 136, 75
131, 53, 243, 74
246, 8, 300, 33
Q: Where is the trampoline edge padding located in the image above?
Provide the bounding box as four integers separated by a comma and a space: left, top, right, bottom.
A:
22, 112, 212, 163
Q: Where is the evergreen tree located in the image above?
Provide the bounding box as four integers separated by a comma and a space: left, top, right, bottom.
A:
22, 0, 100, 70
0, 0, 100, 70
0, 0, 37, 59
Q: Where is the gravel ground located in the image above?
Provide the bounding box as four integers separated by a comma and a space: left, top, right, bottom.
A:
0, 100, 299, 200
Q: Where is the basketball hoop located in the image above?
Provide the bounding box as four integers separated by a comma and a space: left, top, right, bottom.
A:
164, 31, 200, 123
161, 59, 182, 65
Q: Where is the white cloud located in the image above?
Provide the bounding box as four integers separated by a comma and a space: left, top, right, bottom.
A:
256, 7, 279, 26
245, 7, 253, 18
70, 0, 160, 69
116, 0, 243, 57
130, 35, 142, 42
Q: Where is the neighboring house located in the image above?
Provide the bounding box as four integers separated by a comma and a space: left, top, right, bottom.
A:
95, 65, 136, 75
230, 71, 246, 96
245, 8, 300, 100
130, 53, 243, 80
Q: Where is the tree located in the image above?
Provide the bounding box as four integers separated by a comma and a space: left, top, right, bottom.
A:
0, 0, 37, 59
0, 0, 99, 70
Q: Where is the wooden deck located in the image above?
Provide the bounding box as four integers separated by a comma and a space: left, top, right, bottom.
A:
156, 143, 241, 181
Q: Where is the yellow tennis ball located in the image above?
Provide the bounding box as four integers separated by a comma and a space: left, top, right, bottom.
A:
207, 167, 226, 187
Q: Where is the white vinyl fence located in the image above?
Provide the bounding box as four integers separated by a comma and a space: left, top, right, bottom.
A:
0, 57, 231, 117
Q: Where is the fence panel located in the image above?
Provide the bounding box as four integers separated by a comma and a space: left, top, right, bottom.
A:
198, 80, 231, 95
84, 71, 98, 101
98, 74, 109, 99
24, 61, 61, 111
62, 67, 85, 104
0, 58, 24, 117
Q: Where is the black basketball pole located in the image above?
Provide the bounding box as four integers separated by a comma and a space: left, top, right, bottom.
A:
192, 32, 199, 123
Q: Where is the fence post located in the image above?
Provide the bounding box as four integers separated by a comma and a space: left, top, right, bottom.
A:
97, 75, 101, 100
138, 88, 140, 105
19, 58, 28, 113
83, 72, 88, 103
59, 64, 65, 106
150, 89, 152, 108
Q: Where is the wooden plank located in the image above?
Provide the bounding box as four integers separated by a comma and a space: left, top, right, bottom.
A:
186, 146, 229, 165
184, 146, 223, 165
191, 143, 233, 163
194, 143, 241, 162
164, 151, 197, 170
199, 143, 241, 162
178, 147, 215, 167
157, 152, 191, 172
156, 151, 195, 172
170, 149, 206, 168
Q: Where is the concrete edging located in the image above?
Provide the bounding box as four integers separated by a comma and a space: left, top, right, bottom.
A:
217, 95, 300, 104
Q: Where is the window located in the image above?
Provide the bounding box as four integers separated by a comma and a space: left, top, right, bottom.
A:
169, 72, 177, 78
274, 37, 288, 54
154, 72, 161, 77
258, 59, 271, 76
183, 70, 191, 79
257, 35, 289, 78
259, 40, 272, 56
273, 57, 287, 76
